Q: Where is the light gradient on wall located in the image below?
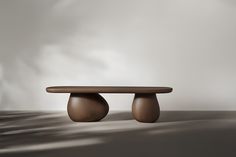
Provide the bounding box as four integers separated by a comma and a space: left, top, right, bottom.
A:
0, 0, 236, 110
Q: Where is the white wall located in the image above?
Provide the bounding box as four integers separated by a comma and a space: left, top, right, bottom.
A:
0, 0, 236, 110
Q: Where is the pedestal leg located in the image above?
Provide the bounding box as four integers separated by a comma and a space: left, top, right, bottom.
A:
67, 93, 109, 122
132, 93, 160, 123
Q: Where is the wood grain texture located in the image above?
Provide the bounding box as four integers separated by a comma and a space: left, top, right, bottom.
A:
46, 86, 173, 94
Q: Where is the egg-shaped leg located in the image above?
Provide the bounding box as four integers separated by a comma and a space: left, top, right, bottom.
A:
132, 93, 160, 123
67, 93, 109, 122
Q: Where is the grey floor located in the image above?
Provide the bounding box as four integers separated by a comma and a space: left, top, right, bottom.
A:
0, 111, 236, 157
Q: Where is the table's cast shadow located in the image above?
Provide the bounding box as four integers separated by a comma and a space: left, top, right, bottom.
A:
0, 111, 236, 157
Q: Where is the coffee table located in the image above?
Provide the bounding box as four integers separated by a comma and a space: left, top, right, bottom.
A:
46, 86, 173, 123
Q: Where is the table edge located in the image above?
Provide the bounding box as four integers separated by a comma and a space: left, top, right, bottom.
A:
46, 86, 173, 94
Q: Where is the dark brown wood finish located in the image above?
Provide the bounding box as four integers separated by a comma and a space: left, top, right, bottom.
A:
46, 86, 173, 123
132, 93, 160, 123
46, 86, 172, 93
67, 93, 109, 122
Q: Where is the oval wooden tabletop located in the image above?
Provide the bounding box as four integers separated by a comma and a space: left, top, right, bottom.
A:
46, 86, 173, 94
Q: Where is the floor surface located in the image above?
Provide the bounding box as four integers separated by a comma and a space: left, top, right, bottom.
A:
0, 111, 236, 157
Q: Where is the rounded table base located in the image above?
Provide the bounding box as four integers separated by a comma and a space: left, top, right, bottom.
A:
132, 93, 160, 123
67, 93, 109, 122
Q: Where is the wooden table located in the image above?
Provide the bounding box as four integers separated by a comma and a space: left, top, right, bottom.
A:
46, 86, 173, 123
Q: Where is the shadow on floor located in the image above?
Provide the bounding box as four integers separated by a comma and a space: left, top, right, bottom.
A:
0, 111, 236, 157
103, 111, 133, 121
104, 111, 236, 122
